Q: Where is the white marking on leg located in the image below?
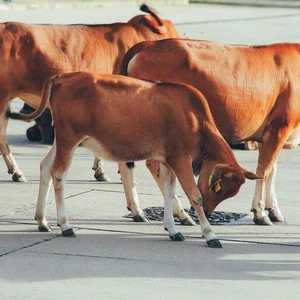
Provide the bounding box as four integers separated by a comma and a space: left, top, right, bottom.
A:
0, 113, 26, 181
265, 161, 284, 221
35, 141, 56, 229
251, 175, 272, 225
118, 162, 144, 219
160, 163, 178, 237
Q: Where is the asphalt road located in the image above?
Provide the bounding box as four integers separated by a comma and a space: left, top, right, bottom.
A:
0, 3, 299, 300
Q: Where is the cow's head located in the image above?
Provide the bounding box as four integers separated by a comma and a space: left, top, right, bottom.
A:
197, 161, 261, 215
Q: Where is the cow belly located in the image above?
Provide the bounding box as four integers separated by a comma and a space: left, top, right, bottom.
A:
81, 137, 116, 162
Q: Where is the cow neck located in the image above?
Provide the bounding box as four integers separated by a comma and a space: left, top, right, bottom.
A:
203, 121, 239, 166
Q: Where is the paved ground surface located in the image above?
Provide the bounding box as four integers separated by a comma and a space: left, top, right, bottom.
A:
0, 3, 300, 300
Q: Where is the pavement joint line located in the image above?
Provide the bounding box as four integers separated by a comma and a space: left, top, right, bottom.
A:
218, 238, 300, 247
50, 252, 145, 262
74, 226, 300, 247
0, 235, 59, 258
175, 12, 300, 25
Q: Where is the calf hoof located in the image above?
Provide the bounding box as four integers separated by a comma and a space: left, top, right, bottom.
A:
12, 173, 27, 182
267, 209, 285, 222
38, 224, 53, 232
169, 232, 185, 241
62, 228, 76, 237
207, 239, 222, 248
133, 215, 149, 222
94, 172, 111, 182
179, 216, 196, 226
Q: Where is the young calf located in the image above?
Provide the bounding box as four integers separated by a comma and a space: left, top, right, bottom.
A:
9, 72, 260, 248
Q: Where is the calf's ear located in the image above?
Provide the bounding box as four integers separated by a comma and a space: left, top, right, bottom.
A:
244, 169, 262, 180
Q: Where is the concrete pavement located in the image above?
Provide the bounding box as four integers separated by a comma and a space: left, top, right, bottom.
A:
0, 3, 300, 300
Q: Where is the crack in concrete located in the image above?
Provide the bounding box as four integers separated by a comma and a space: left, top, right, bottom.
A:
50, 252, 144, 262
0, 235, 59, 258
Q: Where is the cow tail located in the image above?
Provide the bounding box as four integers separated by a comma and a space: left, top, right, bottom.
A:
139, 4, 166, 34
8, 75, 59, 122
120, 41, 151, 76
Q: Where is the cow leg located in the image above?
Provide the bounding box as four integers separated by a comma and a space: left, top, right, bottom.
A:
92, 156, 111, 182
265, 160, 285, 222
251, 124, 291, 225
35, 141, 56, 232
0, 104, 26, 182
159, 163, 184, 241
50, 143, 76, 237
170, 158, 221, 248
118, 162, 149, 222
145, 159, 196, 226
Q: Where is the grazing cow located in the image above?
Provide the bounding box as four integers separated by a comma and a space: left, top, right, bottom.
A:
0, 4, 180, 182
8, 72, 260, 248
120, 38, 300, 225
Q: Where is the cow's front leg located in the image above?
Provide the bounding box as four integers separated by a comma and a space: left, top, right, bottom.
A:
92, 156, 110, 182
35, 141, 56, 232
251, 123, 291, 225
265, 160, 284, 222
0, 108, 26, 182
160, 163, 184, 241
146, 159, 196, 226
119, 162, 149, 222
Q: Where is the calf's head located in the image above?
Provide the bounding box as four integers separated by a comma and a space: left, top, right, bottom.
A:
198, 162, 261, 215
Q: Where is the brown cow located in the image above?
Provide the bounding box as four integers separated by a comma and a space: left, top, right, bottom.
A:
120, 38, 300, 225
8, 72, 260, 248
0, 4, 180, 182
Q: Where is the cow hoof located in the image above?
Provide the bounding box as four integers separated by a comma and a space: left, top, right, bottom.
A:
62, 228, 76, 237
267, 209, 285, 222
133, 215, 149, 222
253, 216, 273, 226
169, 232, 185, 241
207, 239, 222, 248
38, 224, 53, 232
94, 172, 111, 182
179, 217, 196, 226
12, 173, 27, 182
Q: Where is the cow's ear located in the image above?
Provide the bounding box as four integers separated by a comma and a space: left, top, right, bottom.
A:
244, 169, 262, 180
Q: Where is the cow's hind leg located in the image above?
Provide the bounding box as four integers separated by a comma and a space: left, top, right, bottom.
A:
170, 158, 221, 248
0, 101, 26, 182
35, 141, 57, 232
51, 142, 77, 237
146, 159, 196, 226
159, 163, 184, 241
119, 162, 149, 222
92, 156, 111, 182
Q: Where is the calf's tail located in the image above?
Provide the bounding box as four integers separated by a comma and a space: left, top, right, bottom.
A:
7, 75, 58, 122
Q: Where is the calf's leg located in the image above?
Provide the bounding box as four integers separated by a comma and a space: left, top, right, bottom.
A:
159, 163, 184, 241
118, 162, 149, 222
145, 159, 196, 226
35, 141, 56, 232
50, 143, 77, 237
169, 158, 221, 248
